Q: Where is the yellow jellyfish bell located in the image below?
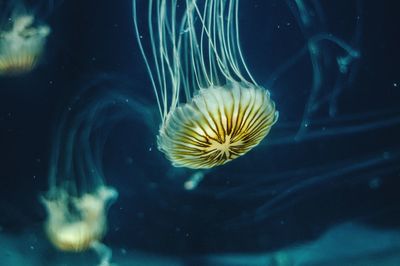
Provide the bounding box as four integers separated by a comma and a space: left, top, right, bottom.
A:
40, 88, 123, 265
0, 13, 50, 75
159, 82, 277, 168
133, 0, 278, 169
41, 186, 117, 252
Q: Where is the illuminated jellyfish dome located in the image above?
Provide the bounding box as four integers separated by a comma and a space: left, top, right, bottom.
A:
133, 0, 278, 169
38, 86, 128, 265
0, 10, 50, 75
41, 186, 117, 252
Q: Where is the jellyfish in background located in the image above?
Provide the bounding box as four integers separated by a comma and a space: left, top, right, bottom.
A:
133, 0, 278, 169
39, 82, 141, 266
41, 105, 118, 265
40, 78, 154, 265
42, 187, 116, 253
0, 1, 51, 76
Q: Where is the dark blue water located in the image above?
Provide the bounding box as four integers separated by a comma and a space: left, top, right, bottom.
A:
0, 0, 399, 265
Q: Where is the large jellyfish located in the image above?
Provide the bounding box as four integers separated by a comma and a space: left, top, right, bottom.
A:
0, 0, 52, 76
121, 0, 400, 254
133, 0, 278, 169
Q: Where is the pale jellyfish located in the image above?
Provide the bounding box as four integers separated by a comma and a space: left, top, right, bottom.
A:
40, 85, 126, 266
133, 0, 278, 169
0, 1, 51, 75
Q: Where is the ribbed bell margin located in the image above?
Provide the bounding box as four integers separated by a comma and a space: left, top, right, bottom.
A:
0, 52, 39, 75
158, 82, 278, 169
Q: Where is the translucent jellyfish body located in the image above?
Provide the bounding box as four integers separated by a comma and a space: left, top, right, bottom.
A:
159, 82, 277, 168
0, 13, 50, 75
39, 85, 137, 266
41, 186, 118, 252
133, 0, 278, 169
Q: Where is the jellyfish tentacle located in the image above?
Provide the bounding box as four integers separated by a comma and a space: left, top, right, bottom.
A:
134, 0, 278, 168
133, 0, 164, 118
90, 240, 114, 266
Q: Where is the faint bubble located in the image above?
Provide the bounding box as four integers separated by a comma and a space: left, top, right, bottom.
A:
369, 178, 382, 190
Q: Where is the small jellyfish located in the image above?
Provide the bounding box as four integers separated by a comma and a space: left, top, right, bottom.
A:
133, 0, 278, 169
0, 2, 51, 75
40, 84, 129, 266
41, 186, 117, 253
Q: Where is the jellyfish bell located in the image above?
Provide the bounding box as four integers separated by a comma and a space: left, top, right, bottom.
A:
41, 186, 118, 252
0, 3, 51, 76
38, 83, 148, 265
159, 81, 277, 169
133, 0, 278, 169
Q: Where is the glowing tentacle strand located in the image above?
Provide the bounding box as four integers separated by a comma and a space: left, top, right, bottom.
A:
134, 0, 278, 169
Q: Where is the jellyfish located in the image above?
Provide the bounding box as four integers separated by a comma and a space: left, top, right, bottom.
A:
133, 0, 278, 169
125, 1, 400, 250
39, 83, 130, 266
41, 187, 117, 255
39, 77, 155, 265
0, 0, 51, 76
